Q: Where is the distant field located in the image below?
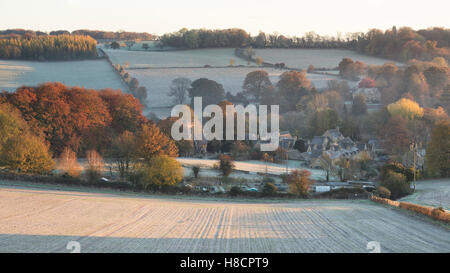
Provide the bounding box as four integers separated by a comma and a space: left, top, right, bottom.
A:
130, 67, 341, 117
104, 48, 248, 68
400, 179, 450, 210
0, 183, 448, 253
178, 158, 328, 180
253, 49, 403, 69
0, 59, 127, 92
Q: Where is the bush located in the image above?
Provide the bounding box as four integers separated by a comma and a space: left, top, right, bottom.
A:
317, 188, 369, 199
84, 168, 101, 184
229, 186, 241, 196
0, 133, 54, 175
84, 150, 104, 184
399, 202, 432, 216
380, 170, 411, 199
137, 155, 183, 189
262, 182, 278, 196
284, 170, 313, 197
431, 207, 450, 222
57, 148, 81, 177
219, 154, 234, 177
262, 177, 275, 183
376, 186, 391, 199
192, 166, 200, 178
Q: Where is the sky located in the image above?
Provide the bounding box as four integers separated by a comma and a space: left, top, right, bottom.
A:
0, 0, 448, 36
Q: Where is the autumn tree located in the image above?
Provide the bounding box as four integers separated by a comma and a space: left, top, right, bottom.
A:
0, 133, 54, 175
255, 56, 263, 66
387, 98, 424, 120
137, 123, 178, 161
339, 58, 365, 80
218, 154, 234, 177
57, 148, 81, 177
358, 77, 376, 88
381, 116, 411, 156
85, 150, 104, 183
277, 70, 312, 112
425, 121, 450, 178
111, 131, 137, 178
138, 155, 183, 189
352, 94, 368, 115
285, 170, 313, 197
99, 89, 145, 134
0, 103, 54, 174
0, 34, 97, 61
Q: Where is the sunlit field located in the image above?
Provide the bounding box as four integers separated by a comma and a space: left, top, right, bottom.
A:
103, 48, 248, 68
253, 48, 404, 69
0, 59, 127, 92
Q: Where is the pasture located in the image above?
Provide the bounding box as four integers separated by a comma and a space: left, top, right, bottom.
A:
0, 59, 127, 92
103, 48, 248, 68
130, 67, 342, 117
253, 48, 403, 69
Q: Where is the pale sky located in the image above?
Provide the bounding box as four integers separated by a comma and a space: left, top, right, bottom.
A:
0, 0, 448, 36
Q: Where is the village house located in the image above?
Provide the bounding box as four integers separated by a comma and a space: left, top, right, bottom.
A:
301, 127, 368, 168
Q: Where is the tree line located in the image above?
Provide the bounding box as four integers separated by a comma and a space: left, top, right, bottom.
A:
0, 34, 98, 61
0, 82, 182, 189
160, 27, 450, 62
0, 29, 154, 41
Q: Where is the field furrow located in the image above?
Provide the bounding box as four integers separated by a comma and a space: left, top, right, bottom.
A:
0, 184, 448, 253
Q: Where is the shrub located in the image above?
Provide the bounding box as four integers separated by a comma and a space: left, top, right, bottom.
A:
219, 154, 234, 177
84, 150, 104, 183
229, 186, 241, 196
377, 186, 391, 199
192, 166, 200, 178
138, 155, 183, 189
370, 195, 400, 207
0, 133, 54, 175
380, 170, 411, 199
262, 182, 278, 196
431, 207, 450, 222
399, 202, 433, 216
262, 177, 275, 183
284, 170, 313, 197
57, 148, 81, 177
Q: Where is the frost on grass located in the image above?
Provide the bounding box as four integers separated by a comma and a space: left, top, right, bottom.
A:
0, 184, 448, 253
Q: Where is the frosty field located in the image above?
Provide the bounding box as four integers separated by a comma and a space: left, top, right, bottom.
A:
104, 48, 248, 68
253, 48, 403, 69
178, 158, 327, 180
0, 182, 448, 253
131, 67, 340, 117
0, 59, 127, 92
400, 179, 450, 210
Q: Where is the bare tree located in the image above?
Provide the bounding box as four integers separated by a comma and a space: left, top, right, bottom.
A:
169, 77, 192, 105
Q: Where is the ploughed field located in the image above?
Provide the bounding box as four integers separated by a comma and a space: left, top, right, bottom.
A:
0, 59, 127, 92
0, 183, 448, 253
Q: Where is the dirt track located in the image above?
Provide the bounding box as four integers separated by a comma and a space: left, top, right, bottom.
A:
0, 183, 448, 253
